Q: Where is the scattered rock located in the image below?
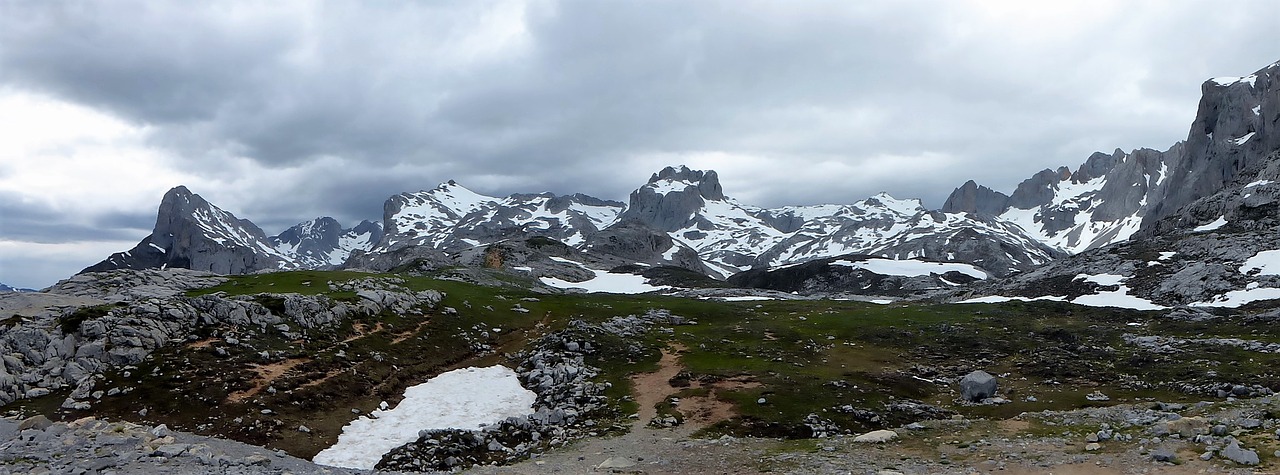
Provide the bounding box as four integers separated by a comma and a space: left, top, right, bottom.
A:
959, 370, 997, 402
597, 456, 637, 469
853, 430, 898, 443
1221, 439, 1259, 465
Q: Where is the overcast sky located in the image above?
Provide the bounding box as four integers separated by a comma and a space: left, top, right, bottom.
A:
0, 0, 1277, 289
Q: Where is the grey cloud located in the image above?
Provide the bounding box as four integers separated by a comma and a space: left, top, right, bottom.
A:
1, 0, 1277, 221
0, 194, 150, 243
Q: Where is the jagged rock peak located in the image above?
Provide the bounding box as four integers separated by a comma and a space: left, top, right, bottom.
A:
647, 165, 725, 201
941, 180, 1011, 216
1071, 149, 1123, 184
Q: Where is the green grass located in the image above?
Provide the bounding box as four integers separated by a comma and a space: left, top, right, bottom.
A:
17, 269, 1280, 456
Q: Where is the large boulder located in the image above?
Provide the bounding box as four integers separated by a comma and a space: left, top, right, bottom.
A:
1222, 438, 1259, 465
959, 370, 998, 402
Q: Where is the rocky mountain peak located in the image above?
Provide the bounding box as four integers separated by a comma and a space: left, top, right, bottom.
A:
1071, 150, 1123, 184
647, 165, 725, 201
84, 186, 285, 275
941, 180, 1011, 216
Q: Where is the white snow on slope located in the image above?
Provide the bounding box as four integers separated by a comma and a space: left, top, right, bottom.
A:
1192, 288, 1280, 308
1212, 75, 1256, 87
996, 174, 1147, 254
830, 258, 987, 279
313, 366, 536, 470
1232, 132, 1256, 145
960, 295, 1066, 304
1241, 250, 1280, 275
960, 273, 1164, 310
538, 257, 667, 294
1193, 217, 1227, 232
1246, 179, 1273, 188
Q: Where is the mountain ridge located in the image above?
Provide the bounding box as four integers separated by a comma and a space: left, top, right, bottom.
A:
81, 59, 1280, 297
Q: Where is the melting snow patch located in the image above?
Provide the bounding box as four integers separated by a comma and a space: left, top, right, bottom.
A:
829, 258, 987, 279
962, 275, 1165, 310
539, 258, 666, 294
1070, 274, 1166, 310
1232, 132, 1257, 145
1076, 273, 1124, 286
312, 366, 536, 470
1193, 217, 1227, 232
1192, 287, 1280, 308
1245, 179, 1273, 188
959, 295, 1066, 304
648, 180, 694, 195
1158, 251, 1177, 261
719, 296, 775, 301
1241, 250, 1280, 275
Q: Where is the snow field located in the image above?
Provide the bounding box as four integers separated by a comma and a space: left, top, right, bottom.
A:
312, 366, 536, 470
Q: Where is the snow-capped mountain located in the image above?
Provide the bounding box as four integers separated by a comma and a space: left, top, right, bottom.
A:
85, 186, 290, 274
614, 166, 1060, 277
944, 147, 1172, 254
946, 60, 1278, 255
85, 187, 381, 274
0, 283, 35, 292
375, 181, 625, 253
81, 58, 1279, 291
269, 218, 383, 268
964, 60, 1280, 308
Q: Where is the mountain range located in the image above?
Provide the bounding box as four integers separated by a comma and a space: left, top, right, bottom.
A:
84, 60, 1280, 301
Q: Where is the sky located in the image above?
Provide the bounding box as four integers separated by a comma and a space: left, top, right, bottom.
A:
0, 0, 1277, 289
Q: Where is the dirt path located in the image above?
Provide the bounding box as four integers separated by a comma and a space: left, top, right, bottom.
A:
227, 358, 309, 403
630, 344, 686, 429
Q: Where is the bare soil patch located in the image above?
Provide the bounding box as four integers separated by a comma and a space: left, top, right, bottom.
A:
226, 357, 310, 403
631, 344, 686, 428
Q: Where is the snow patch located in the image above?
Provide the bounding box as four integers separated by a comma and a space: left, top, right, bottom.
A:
1245, 180, 1273, 188
1241, 250, 1280, 275
829, 258, 987, 280
719, 296, 774, 301
539, 257, 666, 294
1193, 217, 1227, 232
1192, 287, 1280, 308
1232, 132, 1256, 145
312, 366, 536, 470
1212, 76, 1255, 86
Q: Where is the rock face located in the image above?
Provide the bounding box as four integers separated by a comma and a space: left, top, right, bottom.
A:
1145, 63, 1280, 234
83, 187, 387, 276
617, 165, 725, 232
941, 180, 1010, 216
959, 370, 998, 402
949, 60, 1279, 255
84, 186, 289, 275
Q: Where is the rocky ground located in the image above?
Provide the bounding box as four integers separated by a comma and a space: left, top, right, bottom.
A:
0, 413, 400, 475
5, 395, 1278, 474
465, 396, 1280, 474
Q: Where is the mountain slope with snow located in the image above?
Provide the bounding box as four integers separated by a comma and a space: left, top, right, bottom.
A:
615, 166, 1059, 278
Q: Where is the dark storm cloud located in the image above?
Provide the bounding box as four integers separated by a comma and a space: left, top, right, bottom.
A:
0, 193, 150, 243
1, 0, 1277, 225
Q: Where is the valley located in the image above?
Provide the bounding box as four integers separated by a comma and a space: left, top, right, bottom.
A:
5, 267, 1280, 472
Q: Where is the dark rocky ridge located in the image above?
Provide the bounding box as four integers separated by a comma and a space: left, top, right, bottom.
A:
84, 186, 284, 275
